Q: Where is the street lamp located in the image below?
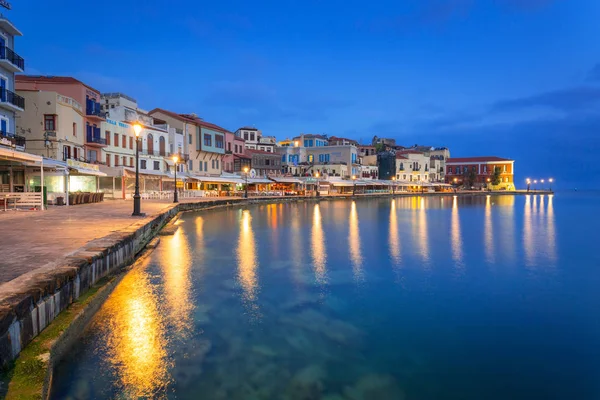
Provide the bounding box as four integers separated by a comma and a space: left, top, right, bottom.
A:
243, 166, 249, 199
352, 174, 357, 196
391, 176, 396, 195
541, 179, 545, 191
132, 123, 144, 216
549, 178, 554, 192
526, 178, 531, 192
315, 172, 320, 197
533, 180, 538, 192
172, 155, 179, 203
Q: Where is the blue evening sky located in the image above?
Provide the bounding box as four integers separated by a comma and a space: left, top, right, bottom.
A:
11, 0, 600, 188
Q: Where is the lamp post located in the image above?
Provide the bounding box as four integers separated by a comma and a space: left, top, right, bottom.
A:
315, 172, 320, 198
172, 154, 179, 203
526, 178, 531, 192
533, 180, 538, 192
352, 174, 357, 196
132, 123, 143, 216
486, 177, 491, 192
541, 179, 545, 191
243, 166, 249, 199
392, 176, 396, 195
549, 178, 553, 192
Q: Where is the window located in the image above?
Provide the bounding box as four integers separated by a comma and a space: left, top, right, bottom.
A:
159, 136, 166, 156
204, 134, 212, 147
244, 133, 248, 140
154, 161, 160, 170
129, 137, 133, 150
147, 134, 154, 154
215, 135, 224, 149
503, 165, 507, 172
106, 153, 110, 166
265, 159, 270, 166
204, 161, 208, 171
216, 159, 219, 169
114, 155, 119, 166
122, 135, 127, 148
122, 156, 126, 166
105, 131, 111, 145
111, 104, 115, 108
199, 161, 203, 171
44, 115, 56, 131
73, 123, 77, 136
141, 160, 147, 169
73, 148, 78, 160
235, 144, 238, 153
63, 146, 71, 161
211, 159, 215, 169
114, 133, 119, 147
483, 166, 487, 173
188, 134, 192, 145
448, 167, 452, 174
228, 142, 231, 152
188, 160, 193, 171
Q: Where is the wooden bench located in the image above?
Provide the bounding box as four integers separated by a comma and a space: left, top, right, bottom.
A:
0, 193, 43, 211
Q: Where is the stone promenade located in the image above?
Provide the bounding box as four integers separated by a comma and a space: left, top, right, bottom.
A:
0, 198, 232, 286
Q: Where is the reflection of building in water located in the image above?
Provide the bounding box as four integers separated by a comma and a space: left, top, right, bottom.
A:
290, 206, 304, 285
101, 265, 171, 398
349, 201, 364, 280
159, 227, 193, 337
484, 195, 495, 264
414, 197, 430, 264
237, 210, 259, 302
389, 200, 401, 264
311, 204, 327, 284
451, 196, 464, 268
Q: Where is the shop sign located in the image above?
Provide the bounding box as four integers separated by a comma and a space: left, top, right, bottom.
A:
0, 136, 15, 148
67, 159, 100, 172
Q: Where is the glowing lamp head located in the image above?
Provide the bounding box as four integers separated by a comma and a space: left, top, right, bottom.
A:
534, 180, 537, 183
453, 178, 458, 182
352, 175, 356, 180
172, 155, 179, 163
133, 123, 142, 137
315, 172, 319, 178
244, 167, 249, 173
294, 141, 299, 147
541, 179, 545, 183
487, 178, 490, 182
549, 178, 554, 183
392, 176, 396, 181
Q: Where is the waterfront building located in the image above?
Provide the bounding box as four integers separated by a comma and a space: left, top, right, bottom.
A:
223, 131, 249, 173
0, 12, 24, 149
328, 136, 358, 146
395, 150, 430, 182
278, 140, 360, 177
235, 126, 276, 153
358, 145, 377, 157
246, 149, 281, 177
360, 165, 379, 179
16, 76, 106, 165
445, 156, 515, 190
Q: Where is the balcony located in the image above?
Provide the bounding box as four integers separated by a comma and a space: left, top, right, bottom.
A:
0, 88, 24, 111
0, 46, 24, 72
170, 152, 189, 161
142, 149, 167, 157
86, 127, 107, 147
0, 131, 25, 150
85, 99, 105, 120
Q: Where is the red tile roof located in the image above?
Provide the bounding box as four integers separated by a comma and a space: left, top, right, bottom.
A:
395, 154, 409, 159
16, 75, 101, 94
397, 150, 423, 155
447, 156, 513, 163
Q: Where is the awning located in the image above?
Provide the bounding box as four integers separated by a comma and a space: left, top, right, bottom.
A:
269, 177, 303, 184
0, 147, 43, 163
248, 178, 273, 184
124, 167, 167, 179
70, 167, 107, 177
193, 175, 245, 184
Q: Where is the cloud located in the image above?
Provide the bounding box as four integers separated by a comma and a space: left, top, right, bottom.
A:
491, 86, 600, 113
587, 64, 600, 82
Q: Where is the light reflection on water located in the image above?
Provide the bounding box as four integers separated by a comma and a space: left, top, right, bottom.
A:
52, 195, 580, 400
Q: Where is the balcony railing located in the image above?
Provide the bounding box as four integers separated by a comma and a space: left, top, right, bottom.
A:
86, 131, 107, 145
85, 99, 104, 118
169, 152, 189, 161
0, 131, 25, 149
0, 88, 24, 109
0, 46, 24, 70
142, 149, 167, 157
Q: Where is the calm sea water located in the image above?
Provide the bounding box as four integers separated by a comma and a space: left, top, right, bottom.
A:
51, 193, 600, 400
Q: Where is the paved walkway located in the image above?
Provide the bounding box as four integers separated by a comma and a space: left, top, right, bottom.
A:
0, 198, 235, 285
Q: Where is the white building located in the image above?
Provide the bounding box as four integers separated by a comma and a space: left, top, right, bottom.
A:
395, 150, 430, 183
235, 126, 275, 152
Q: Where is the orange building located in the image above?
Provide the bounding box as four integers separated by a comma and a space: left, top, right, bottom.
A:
445, 156, 515, 190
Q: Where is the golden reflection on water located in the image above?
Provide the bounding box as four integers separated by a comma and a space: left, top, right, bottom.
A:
484, 195, 495, 264
349, 201, 364, 280
101, 263, 171, 398
290, 206, 304, 285
415, 197, 430, 264
389, 200, 401, 264
159, 227, 193, 337
311, 204, 327, 284
237, 210, 259, 302
451, 196, 464, 268
523, 195, 535, 266
547, 195, 556, 262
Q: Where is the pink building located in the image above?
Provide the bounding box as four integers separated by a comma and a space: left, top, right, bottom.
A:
15, 76, 106, 163
223, 131, 247, 173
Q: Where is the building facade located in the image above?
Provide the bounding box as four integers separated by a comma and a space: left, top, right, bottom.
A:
0, 13, 25, 150
16, 90, 85, 162
16, 76, 106, 164
445, 156, 515, 189
247, 149, 281, 177
235, 127, 276, 152
395, 150, 430, 182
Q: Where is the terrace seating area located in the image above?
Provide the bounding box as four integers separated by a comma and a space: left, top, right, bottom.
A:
0, 192, 43, 211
